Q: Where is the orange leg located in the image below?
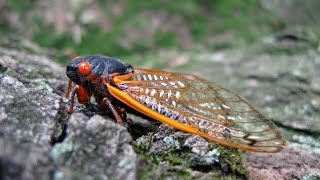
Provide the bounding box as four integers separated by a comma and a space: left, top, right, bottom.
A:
101, 98, 124, 125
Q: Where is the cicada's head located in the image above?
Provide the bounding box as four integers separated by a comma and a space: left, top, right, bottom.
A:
66, 55, 133, 89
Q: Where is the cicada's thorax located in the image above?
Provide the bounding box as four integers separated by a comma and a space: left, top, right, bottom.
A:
80, 58, 112, 106
90, 77, 111, 106
92, 79, 114, 108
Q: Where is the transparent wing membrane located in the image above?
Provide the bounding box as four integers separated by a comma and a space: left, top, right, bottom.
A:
113, 68, 286, 152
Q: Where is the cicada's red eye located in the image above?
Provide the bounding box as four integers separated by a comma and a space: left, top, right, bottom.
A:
78, 61, 91, 76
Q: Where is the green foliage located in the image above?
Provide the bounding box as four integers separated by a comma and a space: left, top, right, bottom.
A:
33, 29, 73, 51
7, 0, 36, 13
153, 32, 179, 48
2, 0, 283, 64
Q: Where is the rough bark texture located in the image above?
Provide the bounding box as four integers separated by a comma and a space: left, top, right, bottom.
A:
1, 39, 320, 179
0, 48, 139, 180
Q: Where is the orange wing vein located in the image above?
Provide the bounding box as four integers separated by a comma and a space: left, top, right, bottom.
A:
107, 68, 286, 153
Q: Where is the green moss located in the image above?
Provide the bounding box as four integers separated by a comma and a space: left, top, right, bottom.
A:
133, 140, 185, 166
138, 160, 191, 180
133, 140, 150, 154
133, 132, 248, 179
160, 149, 185, 166
211, 144, 249, 178
133, 140, 192, 179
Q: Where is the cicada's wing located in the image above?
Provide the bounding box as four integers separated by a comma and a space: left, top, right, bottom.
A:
108, 68, 286, 153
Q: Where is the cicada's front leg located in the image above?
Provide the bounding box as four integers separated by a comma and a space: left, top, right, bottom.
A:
68, 85, 90, 114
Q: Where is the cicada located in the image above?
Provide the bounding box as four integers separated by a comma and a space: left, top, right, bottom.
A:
66, 55, 286, 153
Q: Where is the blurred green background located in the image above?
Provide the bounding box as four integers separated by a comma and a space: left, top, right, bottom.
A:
0, 0, 319, 66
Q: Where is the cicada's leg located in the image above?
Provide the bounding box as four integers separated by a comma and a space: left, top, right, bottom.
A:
116, 107, 127, 121
68, 86, 79, 114
65, 80, 73, 99
101, 97, 124, 125
68, 85, 91, 114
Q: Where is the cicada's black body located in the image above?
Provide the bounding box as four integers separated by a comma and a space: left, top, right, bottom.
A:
66, 56, 133, 86
65, 55, 286, 153
66, 56, 133, 105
